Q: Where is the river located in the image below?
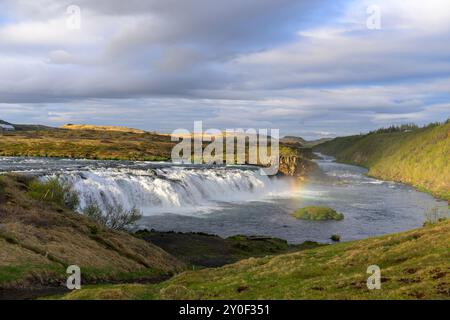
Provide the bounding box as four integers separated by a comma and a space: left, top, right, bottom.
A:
0, 155, 448, 243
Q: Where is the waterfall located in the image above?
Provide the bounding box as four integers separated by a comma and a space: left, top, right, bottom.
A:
48, 167, 290, 216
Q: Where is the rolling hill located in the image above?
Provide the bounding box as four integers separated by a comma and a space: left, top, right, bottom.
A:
0, 119, 55, 131
315, 122, 450, 202
60, 219, 450, 300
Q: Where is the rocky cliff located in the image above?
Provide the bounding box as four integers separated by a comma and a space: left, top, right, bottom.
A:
278, 146, 318, 179
278, 154, 319, 180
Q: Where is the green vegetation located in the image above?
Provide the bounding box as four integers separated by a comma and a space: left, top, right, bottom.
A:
0, 174, 321, 294
0, 264, 63, 284
293, 206, 344, 221
330, 234, 341, 242
135, 230, 323, 268
315, 121, 450, 202
60, 220, 450, 300
28, 178, 79, 210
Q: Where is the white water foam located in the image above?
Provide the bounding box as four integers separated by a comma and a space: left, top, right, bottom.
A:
47, 167, 291, 216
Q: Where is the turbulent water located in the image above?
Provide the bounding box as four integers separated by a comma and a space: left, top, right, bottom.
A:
0, 157, 290, 215
0, 155, 448, 243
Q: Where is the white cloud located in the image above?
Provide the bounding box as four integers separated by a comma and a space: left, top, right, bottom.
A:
0, 0, 449, 138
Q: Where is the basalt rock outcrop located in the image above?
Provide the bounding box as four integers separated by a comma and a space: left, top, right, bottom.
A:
278, 147, 319, 179
279, 156, 316, 179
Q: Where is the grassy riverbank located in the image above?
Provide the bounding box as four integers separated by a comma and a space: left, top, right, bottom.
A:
60, 219, 450, 300
0, 175, 317, 296
315, 122, 450, 202
0, 175, 184, 289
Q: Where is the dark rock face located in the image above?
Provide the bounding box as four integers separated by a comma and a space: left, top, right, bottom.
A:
135, 230, 323, 268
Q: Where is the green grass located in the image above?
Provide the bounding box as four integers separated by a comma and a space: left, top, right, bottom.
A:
315, 122, 450, 202
59, 220, 450, 300
0, 264, 62, 284
292, 206, 344, 221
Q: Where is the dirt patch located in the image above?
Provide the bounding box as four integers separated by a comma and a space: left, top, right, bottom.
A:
0, 287, 70, 300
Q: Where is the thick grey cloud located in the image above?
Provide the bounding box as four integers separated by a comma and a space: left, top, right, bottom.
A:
0, 0, 324, 100
0, 0, 449, 138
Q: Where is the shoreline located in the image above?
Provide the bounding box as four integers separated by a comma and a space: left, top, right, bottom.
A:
319, 153, 449, 205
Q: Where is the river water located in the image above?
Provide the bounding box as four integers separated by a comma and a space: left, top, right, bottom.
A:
0, 155, 447, 243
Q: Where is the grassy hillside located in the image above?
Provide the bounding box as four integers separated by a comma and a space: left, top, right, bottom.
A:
315, 122, 450, 201
0, 126, 307, 161
0, 175, 184, 289
0, 175, 323, 296
60, 219, 450, 300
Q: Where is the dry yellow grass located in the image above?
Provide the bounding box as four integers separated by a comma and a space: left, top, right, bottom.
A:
61, 124, 146, 134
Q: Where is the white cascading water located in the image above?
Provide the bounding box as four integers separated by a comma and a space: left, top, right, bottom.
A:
48, 167, 291, 216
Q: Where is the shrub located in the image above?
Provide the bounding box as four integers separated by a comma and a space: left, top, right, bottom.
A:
28, 178, 79, 210
293, 206, 344, 221
330, 234, 341, 242
82, 199, 142, 231
83, 201, 105, 223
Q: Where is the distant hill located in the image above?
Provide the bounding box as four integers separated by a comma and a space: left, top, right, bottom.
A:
280, 136, 306, 145
0, 120, 15, 130
305, 137, 333, 147
280, 136, 332, 148
315, 121, 450, 201
62, 124, 146, 134
0, 119, 54, 131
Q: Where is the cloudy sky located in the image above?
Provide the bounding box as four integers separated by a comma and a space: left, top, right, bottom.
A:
1, 0, 449, 139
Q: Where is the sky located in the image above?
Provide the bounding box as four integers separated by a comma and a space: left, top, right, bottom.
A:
0, 0, 449, 139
